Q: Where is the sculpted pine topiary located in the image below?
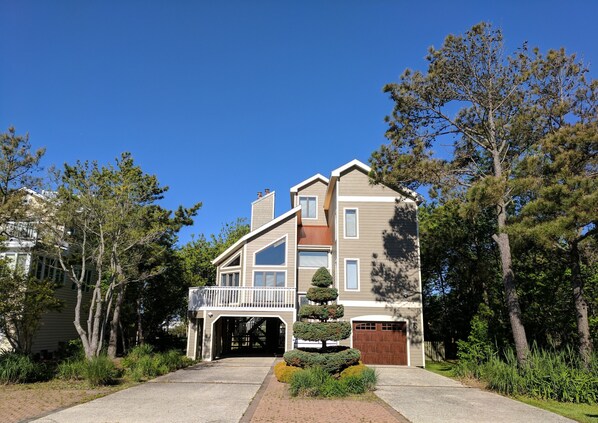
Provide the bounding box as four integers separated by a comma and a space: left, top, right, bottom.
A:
284, 267, 360, 374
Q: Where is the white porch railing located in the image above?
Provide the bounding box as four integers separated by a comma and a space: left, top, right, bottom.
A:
188, 286, 296, 310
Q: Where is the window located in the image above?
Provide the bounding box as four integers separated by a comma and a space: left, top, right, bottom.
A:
355, 322, 375, 331
221, 272, 240, 287
299, 196, 317, 219
345, 259, 359, 290
255, 237, 286, 266
223, 255, 240, 268
344, 209, 358, 238
298, 251, 328, 268
254, 271, 285, 287
382, 323, 404, 331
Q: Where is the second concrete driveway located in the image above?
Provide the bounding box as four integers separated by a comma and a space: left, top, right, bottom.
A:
34, 357, 274, 423
373, 366, 574, 423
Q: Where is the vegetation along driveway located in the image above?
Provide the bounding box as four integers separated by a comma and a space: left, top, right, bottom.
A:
33, 357, 274, 423
373, 366, 574, 423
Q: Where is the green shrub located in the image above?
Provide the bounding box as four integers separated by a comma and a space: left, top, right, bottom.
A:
274, 361, 303, 383
289, 365, 377, 397
0, 352, 45, 384
306, 287, 338, 303
298, 304, 344, 320
122, 347, 192, 382
57, 359, 86, 381
454, 308, 495, 379
292, 322, 352, 342
311, 267, 333, 287
84, 356, 119, 386
340, 362, 366, 378
284, 347, 360, 374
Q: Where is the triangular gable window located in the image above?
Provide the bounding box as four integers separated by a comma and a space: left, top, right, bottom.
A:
255, 237, 286, 266
223, 254, 241, 268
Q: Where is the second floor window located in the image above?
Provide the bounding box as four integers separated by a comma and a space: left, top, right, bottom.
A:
344, 209, 358, 238
221, 272, 240, 287
299, 196, 317, 219
255, 237, 286, 266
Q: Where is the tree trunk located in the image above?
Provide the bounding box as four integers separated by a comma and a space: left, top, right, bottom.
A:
136, 296, 144, 345
107, 286, 125, 358
491, 148, 529, 365
570, 241, 593, 367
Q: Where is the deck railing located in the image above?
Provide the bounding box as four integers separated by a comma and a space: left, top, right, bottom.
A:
188, 286, 296, 310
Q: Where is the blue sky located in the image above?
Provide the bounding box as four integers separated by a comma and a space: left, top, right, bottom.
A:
1, 1, 597, 245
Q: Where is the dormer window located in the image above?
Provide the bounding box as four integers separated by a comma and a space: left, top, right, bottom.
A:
299, 196, 317, 219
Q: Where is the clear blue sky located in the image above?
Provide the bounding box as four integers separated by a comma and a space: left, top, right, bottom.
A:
2, 1, 597, 245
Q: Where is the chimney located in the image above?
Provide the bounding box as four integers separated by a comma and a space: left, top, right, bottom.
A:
264, 188, 270, 195
251, 190, 275, 230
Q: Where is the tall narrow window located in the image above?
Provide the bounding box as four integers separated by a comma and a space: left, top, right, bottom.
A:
344, 209, 358, 238
299, 196, 317, 219
345, 259, 359, 290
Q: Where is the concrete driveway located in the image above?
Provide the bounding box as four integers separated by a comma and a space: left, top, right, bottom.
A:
373, 366, 574, 423
33, 357, 274, 423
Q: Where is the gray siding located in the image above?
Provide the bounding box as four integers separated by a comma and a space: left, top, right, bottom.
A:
338, 168, 402, 197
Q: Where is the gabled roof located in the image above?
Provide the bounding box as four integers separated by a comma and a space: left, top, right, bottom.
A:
289, 173, 329, 207
324, 159, 423, 210
212, 205, 302, 265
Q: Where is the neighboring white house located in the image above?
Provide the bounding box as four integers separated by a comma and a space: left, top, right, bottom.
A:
187, 159, 425, 366
0, 188, 85, 355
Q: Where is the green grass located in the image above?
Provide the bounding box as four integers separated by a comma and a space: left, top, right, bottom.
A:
515, 396, 598, 423
425, 360, 598, 423
425, 360, 457, 378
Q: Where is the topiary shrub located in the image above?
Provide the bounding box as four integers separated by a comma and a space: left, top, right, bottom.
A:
274, 360, 303, 383
284, 267, 360, 379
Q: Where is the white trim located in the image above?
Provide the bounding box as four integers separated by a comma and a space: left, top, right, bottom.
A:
253, 234, 288, 267
219, 270, 240, 287
297, 245, 332, 251
298, 250, 331, 269
250, 190, 275, 206
344, 258, 360, 291
338, 195, 415, 203
335, 178, 340, 296
338, 300, 422, 308
298, 195, 318, 220
349, 315, 411, 367
415, 206, 425, 368
343, 208, 359, 239
222, 253, 241, 268
212, 206, 301, 265
251, 269, 288, 288
290, 174, 329, 193
242, 246, 247, 287
331, 159, 371, 177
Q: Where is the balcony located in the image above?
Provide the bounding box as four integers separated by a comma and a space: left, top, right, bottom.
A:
189, 286, 296, 311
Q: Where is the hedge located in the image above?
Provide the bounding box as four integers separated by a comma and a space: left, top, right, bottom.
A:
274, 360, 303, 383
293, 321, 352, 342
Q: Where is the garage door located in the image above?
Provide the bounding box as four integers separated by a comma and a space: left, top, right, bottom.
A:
352, 321, 407, 365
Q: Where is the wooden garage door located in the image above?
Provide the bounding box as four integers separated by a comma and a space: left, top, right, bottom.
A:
353, 321, 407, 365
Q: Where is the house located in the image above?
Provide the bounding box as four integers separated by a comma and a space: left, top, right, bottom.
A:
0, 188, 85, 355
186, 159, 425, 366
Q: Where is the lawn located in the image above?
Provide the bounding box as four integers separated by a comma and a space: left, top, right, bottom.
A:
425, 360, 598, 423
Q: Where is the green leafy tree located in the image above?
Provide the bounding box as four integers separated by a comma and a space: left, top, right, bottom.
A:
0, 264, 62, 354
43, 153, 200, 359
177, 218, 249, 288
512, 122, 597, 364
370, 22, 596, 364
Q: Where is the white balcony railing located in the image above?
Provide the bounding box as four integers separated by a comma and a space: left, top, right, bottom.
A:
189, 286, 295, 310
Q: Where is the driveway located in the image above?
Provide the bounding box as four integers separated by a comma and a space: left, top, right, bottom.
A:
33, 357, 275, 423
373, 366, 574, 423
